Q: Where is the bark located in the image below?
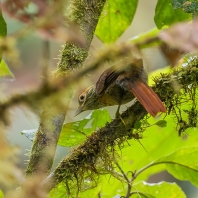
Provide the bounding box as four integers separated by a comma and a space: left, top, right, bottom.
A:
25, 0, 106, 177
42, 60, 198, 192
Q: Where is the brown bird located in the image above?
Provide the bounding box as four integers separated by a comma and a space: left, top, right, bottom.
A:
75, 59, 166, 117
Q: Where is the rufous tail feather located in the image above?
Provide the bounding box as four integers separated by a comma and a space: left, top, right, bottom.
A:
130, 81, 166, 117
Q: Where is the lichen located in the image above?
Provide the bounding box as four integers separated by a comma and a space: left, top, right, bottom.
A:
49, 56, 198, 196
152, 57, 198, 136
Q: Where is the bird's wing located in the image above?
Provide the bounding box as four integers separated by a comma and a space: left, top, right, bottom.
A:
95, 59, 143, 95
95, 66, 121, 95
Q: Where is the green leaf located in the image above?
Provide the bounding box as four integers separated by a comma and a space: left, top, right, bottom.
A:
49, 181, 102, 198
92, 113, 198, 197
90, 109, 111, 129
21, 129, 37, 141
0, 190, 4, 198
95, 0, 138, 43
133, 181, 186, 198
79, 66, 198, 196
0, 11, 7, 66
58, 122, 87, 147
155, 120, 167, 128
49, 183, 67, 198
154, 147, 198, 187
58, 109, 111, 147
77, 185, 101, 198
131, 192, 155, 198
0, 59, 14, 78
154, 0, 191, 29
0, 12, 7, 37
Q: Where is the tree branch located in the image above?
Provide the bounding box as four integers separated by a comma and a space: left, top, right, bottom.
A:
25, 0, 106, 177
41, 59, 198, 193
42, 100, 147, 192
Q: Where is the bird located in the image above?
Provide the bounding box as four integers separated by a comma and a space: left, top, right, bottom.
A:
75, 58, 166, 117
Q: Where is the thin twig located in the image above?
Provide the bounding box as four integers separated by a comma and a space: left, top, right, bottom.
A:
0, 39, 160, 118
115, 161, 132, 198
115, 161, 130, 183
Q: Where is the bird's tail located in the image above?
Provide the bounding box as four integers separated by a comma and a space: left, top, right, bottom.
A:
129, 81, 166, 117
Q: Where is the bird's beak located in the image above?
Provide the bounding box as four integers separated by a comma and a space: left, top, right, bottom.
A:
74, 106, 84, 117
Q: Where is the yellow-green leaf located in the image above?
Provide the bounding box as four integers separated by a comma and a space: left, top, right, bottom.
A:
155, 147, 198, 187
154, 0, 191, 29
133, 181, 186, 198
58, 109, 111, 147
0, 12, 7, 37
0, 59, 14, 78
95, 0, 138, 43
0, 190, 4, 198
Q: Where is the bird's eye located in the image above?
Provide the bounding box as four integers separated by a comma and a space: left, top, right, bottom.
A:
79, 94, 85, 102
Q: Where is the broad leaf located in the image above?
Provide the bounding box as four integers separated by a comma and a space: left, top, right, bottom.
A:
90, 109, 111, 129
154, 147, 198, 187
100, 114, 198, 196
133, 181, 186, 198
0, 59, 14, 78
0, 11, 7, 66
58, 122, 88, 147
0, 12, 9, 79
95, 0, 138, 43
49, 183, 69, 198
154, 0, 191, 29
130, 192, 155, 198
0, 190, 4, 198
58, 109, 111, 147
74, 65, 198, 196
0, 12, 6, 37
49, 181, 102, 198
155, 120, 167, 128
20, 109, 111, 146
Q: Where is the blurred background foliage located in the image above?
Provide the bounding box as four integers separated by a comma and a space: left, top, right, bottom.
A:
1, 0, 198, 197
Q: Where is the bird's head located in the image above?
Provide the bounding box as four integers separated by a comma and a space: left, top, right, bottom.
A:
75, 85, 103, 116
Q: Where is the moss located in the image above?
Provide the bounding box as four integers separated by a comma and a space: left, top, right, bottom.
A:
47, 57, 198, 195
70, 0, 106, 42
26, 0, 106, 178
57, 43, 88, 73
55, 0, 106, 74
152, 58, 198, 136
54, 0, 106, 75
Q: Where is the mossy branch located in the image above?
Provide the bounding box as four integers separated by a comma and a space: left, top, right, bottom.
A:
41, 58, 198, 193
25, 0, 106, 177
1, 6, 195, 193
0, 41, 158, 125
